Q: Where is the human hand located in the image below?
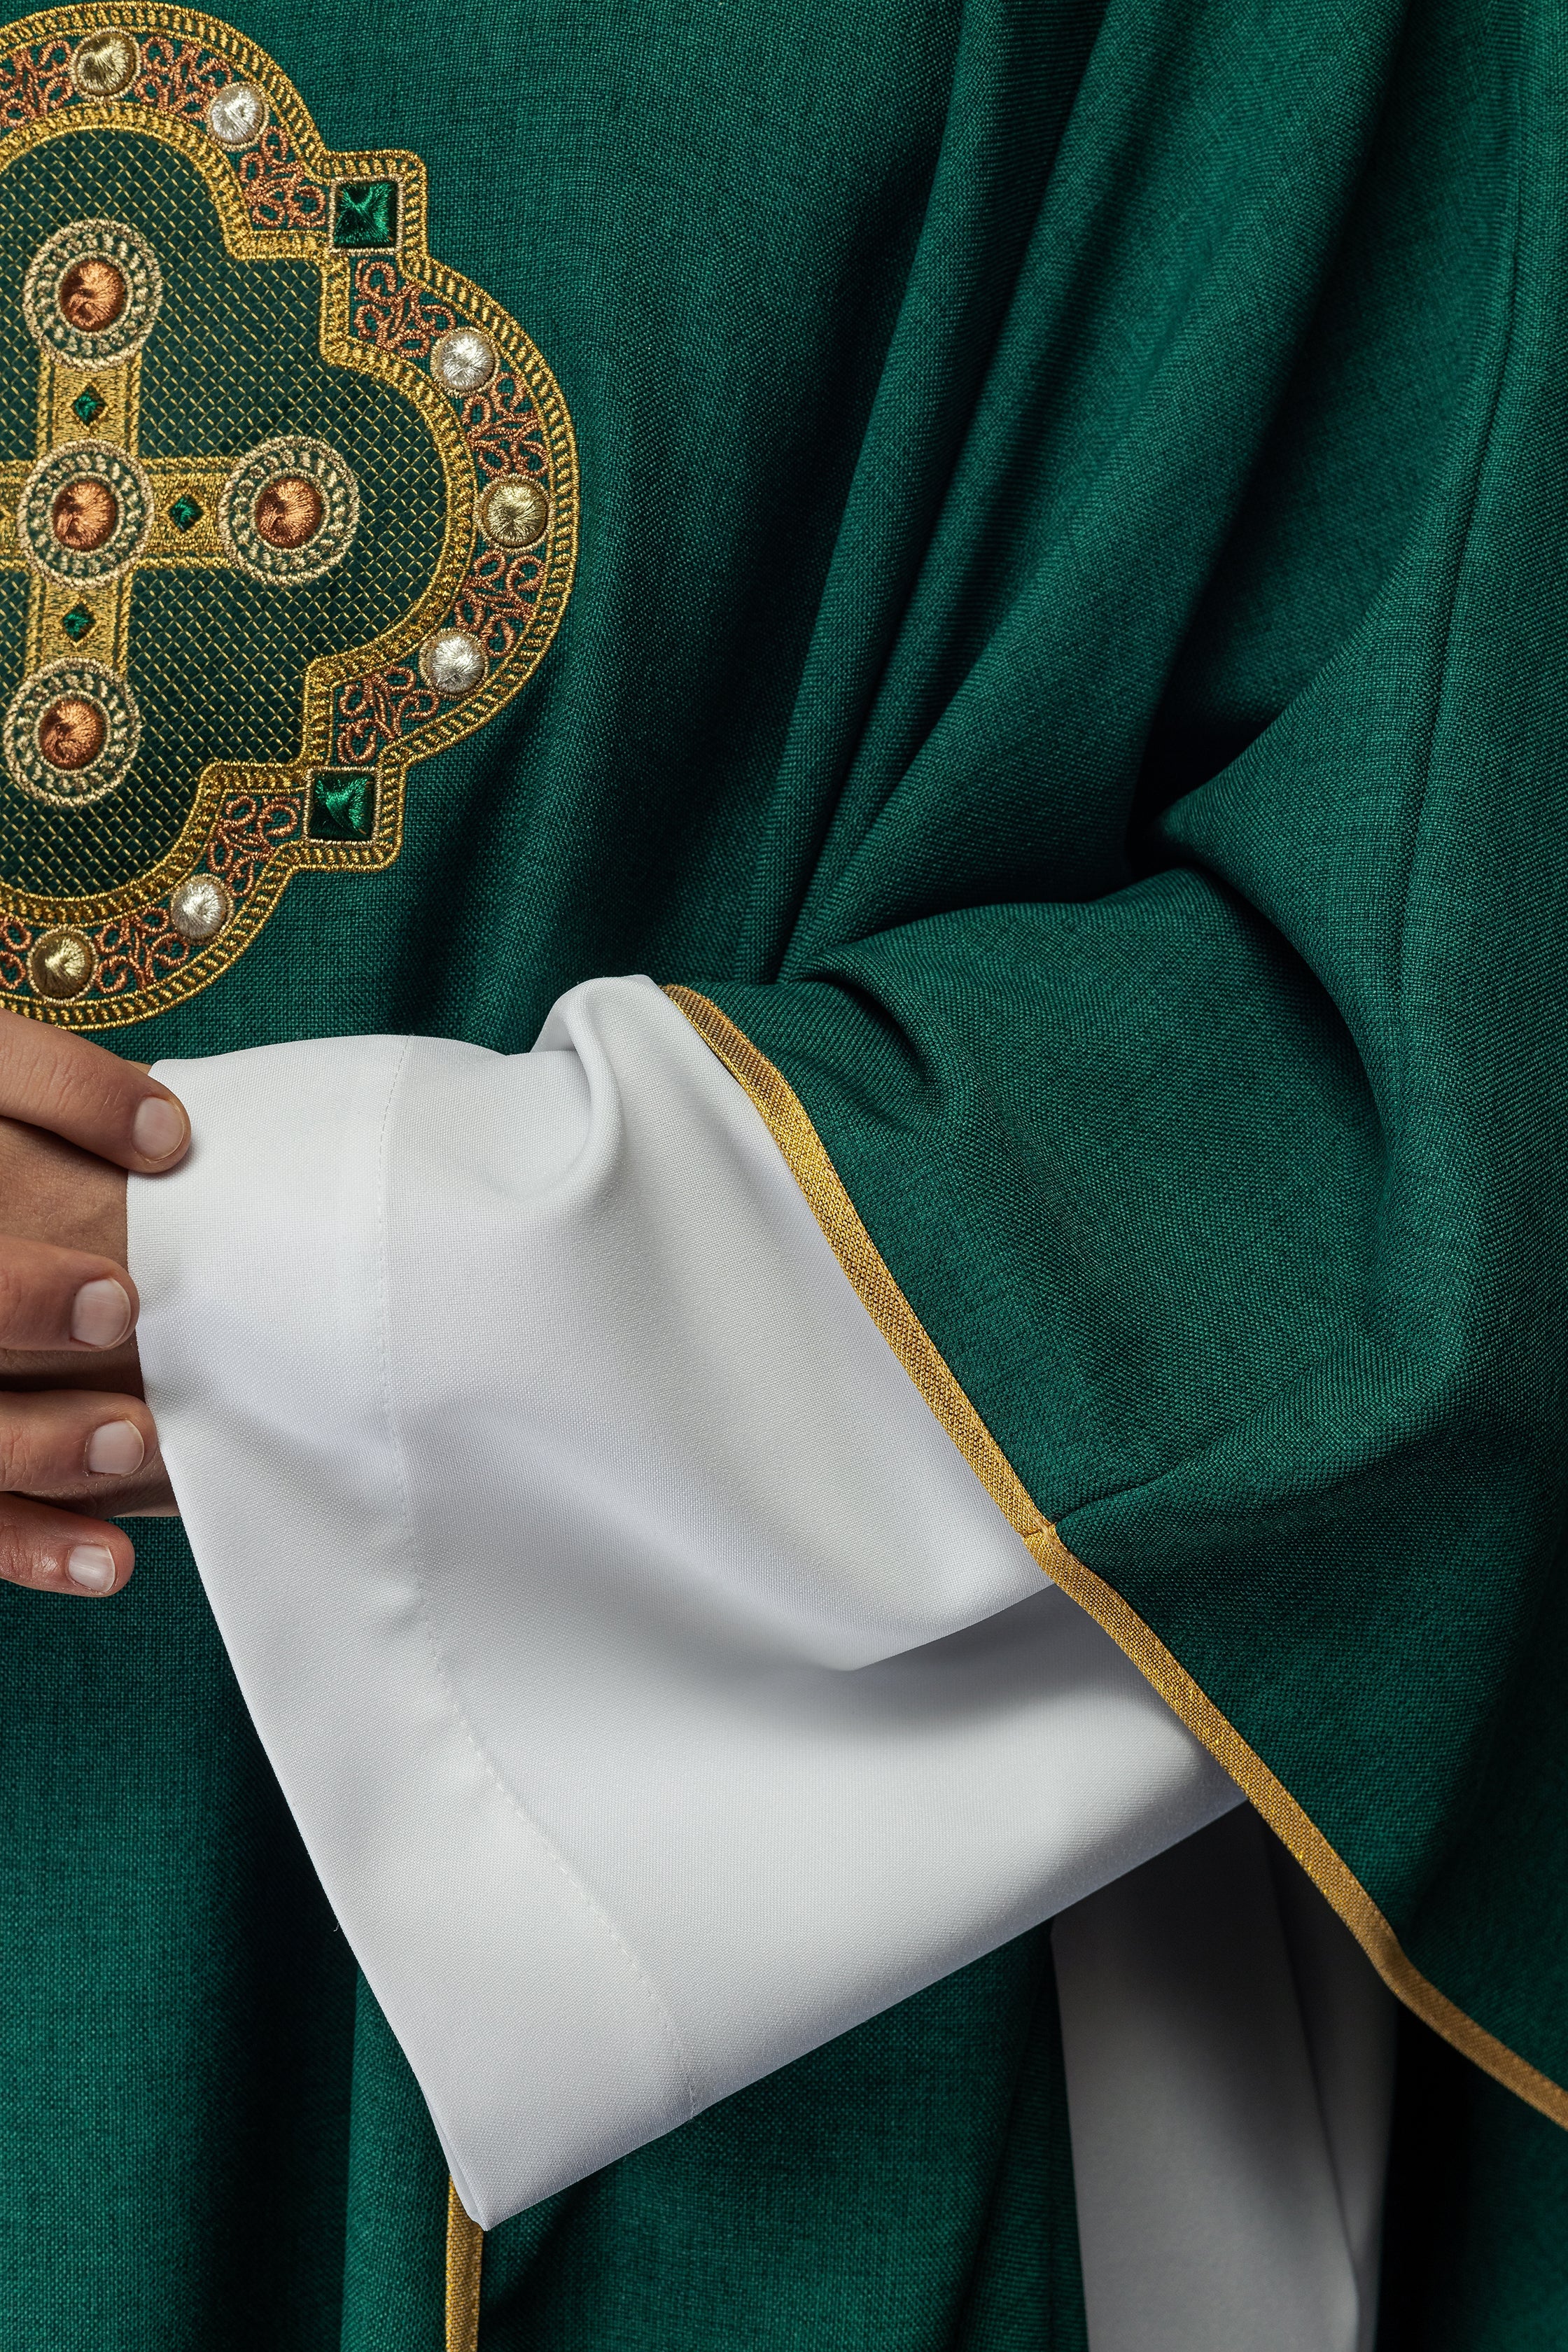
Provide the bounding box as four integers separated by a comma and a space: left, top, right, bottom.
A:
0, 1011, 190, 1597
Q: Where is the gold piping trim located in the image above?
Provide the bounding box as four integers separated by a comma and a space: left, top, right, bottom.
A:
444, 2176, 482, 2352
664, 984, 1568, 2134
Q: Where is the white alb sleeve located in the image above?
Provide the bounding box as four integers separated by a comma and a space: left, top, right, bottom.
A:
127, 972, 1239, 2229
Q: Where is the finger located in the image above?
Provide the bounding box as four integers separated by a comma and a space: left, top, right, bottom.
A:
0, 1388, 159, 1504
0, 1236, 137, 1352
0, 1008, 188, 1172
0, 1492, 133, 1596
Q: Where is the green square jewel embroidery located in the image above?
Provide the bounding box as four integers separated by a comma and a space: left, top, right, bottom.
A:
61, 603, 96, 642
169, 493, 202, 531
310, 770, 377, 840
71, 383, 105, 427
332, 179, 399, 250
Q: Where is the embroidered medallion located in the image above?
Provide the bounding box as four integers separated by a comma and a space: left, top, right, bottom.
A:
20, 438, 153, 580
0, 6, 578, 1026
217, 433, 358, 582
4, 651, 139, 801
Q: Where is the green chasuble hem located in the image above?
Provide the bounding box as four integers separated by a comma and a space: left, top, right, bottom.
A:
664, 986, 1568, 2145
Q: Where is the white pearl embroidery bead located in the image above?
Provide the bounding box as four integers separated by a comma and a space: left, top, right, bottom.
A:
431, 326, 497, 395
206, 83, 266, 147
419, 626, 486, 695
169, 873, 232, 941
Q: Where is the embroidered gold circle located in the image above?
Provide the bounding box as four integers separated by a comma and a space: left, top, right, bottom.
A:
431, 326, 496, 395
206, 81, 266, 147
29, 927, 97, 1001
479, 475, 549, 549
20, 443, 152, 584
70, 29, 138, 98
169, 873, 232, 942
418, 626, 486, 696
23, 221, 162, 368
4, 659, 141, 808
219, 437, 359, 582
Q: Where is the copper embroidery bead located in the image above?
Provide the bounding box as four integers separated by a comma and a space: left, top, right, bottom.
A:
206, 83, 265, 147
52, 477, 118, 554
219, 438, 358, 582
169, 874, 232, 942
70, 30, 138, 98
29, 927, 96, 1001
253, 475, 325, 550
37, 695, 106, 770
20, 442, 153, 583
57, 258, 127, 335
419, 626, 486, 695
479, 475, 549, 550
431, 326, 496, 395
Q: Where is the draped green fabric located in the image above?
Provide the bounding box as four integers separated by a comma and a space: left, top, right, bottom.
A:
0, 0, 1563, 2342
704, 0, 1568, 2117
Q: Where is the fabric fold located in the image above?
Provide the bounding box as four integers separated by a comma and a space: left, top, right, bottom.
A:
130, 973, 1237, 2225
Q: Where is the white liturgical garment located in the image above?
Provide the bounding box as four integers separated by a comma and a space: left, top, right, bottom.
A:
130, 974, 1392, 2351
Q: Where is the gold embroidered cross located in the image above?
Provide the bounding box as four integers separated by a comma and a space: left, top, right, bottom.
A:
0, 216, 354, 705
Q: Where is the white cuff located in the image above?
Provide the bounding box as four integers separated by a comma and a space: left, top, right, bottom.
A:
129, 974, 1238, 2227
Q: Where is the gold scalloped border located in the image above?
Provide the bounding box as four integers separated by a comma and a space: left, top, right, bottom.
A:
665, 983, 1568, 2137
0, 2, 578, 1026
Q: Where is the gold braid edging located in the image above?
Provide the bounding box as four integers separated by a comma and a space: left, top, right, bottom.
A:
445, 2176, 482, 2352
663, 983, 1568, 2137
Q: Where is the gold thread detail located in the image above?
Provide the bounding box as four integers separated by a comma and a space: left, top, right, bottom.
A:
29, 920, 94, 995
444, 2176, 482, 2352
663, 984, 1568, 2137
69, 24, 135, 97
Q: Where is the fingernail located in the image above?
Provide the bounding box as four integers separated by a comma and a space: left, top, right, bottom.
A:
71, 1277, 132, 1348
86, 1420, 144, 1476
66, 1543, 116, 1592
132, 1096, 186, 1161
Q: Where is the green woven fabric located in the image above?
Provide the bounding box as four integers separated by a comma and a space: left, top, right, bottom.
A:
708, 0, 1567, 2132
0, 0, 1561, 2341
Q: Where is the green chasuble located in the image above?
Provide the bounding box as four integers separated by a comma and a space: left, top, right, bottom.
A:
0, 0, 1565, 2344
